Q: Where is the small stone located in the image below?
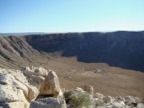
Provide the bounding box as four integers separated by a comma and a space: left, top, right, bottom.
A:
137, 103, 144, 108
95, 93, 104, 100
83, 85, 94, 95
125, 96, 136, 105
102, 96, 114, 104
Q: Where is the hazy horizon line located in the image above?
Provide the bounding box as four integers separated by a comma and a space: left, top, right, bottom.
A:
1, 30, 144, 34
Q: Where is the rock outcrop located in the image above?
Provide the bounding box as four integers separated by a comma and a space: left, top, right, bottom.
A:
0, 66, 144, 108
30, 97, 67, 108
64, 87, 144, 108
0, 67, 62, 108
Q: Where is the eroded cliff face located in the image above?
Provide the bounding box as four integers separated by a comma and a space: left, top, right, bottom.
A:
0, 31, 144, 71
26, 31, 144, 71
0, 36, 50, 69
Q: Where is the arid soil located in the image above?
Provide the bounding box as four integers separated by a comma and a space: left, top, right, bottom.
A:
39, 57, 144, 98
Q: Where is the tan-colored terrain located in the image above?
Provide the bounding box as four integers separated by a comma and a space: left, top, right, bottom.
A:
38, 57, 144, 98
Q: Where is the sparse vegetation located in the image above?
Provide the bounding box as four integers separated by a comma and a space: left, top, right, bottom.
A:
64, 91, 92, 108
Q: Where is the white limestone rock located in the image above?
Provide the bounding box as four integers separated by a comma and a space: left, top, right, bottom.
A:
83, 85, 94, 95
102, 96, 114, 104
111, 101, 125, 108
125, 96, 136, 104
0, 67, 61, 108
95, 93, 104, 100
30, 97, 67, 108
40, 71, 61, 97
137, 103, 144, 108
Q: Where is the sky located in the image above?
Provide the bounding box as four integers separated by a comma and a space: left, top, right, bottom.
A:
0, 0, 144, 33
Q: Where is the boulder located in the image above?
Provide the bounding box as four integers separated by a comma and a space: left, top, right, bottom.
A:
30, 97, 67, 108
102, 96, 114, 104
111, 101, 125, 108
124, 96, 137, 105
95, 93, 104, 100
115, 96, 125, 102
0, 102, 27, 108
83, 85, 94, 95
0, 67, 61, 108
95, 99, 105, 106
0, 71, 29, 108
137, 103, 144, 108
40, 71, 61, 97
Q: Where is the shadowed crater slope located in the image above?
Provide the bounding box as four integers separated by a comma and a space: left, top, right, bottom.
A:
0, 31, 144, 72
25, 31, 144, 72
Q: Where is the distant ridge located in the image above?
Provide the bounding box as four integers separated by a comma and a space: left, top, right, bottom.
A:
0, 30, 144, 36
0, 32, 46, 36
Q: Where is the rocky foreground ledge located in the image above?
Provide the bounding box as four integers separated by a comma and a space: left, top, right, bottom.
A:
0, 67, 143, 108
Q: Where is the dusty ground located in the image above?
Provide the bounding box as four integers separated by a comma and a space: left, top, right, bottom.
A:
0, 53, 143, 97
38, 57, 144, 98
